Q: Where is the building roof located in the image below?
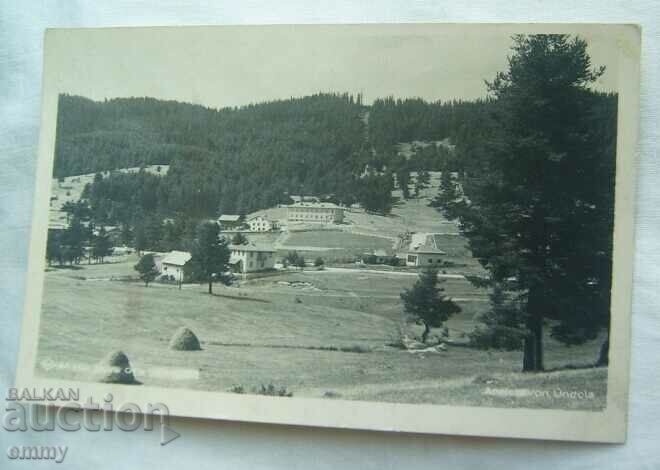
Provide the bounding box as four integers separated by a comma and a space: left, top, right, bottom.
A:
290, 196, 320, 203
162, 250, 192, 266
218, 214, 242, 222
286, 202, 343, 210
407, 244, 446, 255
229, 243, 277, 253
247, 214, 271, 222
363, 249, 389, 257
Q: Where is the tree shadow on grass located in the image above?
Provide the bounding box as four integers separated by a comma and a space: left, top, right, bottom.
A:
208, 292, 271, 303
540, 363, 604, 373
49, 264, 84, 271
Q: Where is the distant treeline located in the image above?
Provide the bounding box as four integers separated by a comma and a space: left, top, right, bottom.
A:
56, 93, 369, 215
54, 93, 489, 218
368, 97, 494, 158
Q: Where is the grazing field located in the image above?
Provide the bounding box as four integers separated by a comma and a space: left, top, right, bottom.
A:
36, 258, 606, 410
281, 230, 393, 253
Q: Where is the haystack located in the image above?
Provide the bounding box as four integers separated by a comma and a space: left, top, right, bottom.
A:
97, 350, 139, 384
169, 327, 202, 351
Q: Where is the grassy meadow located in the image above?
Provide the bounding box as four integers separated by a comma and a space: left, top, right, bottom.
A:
35, 175, 607, 410
36, 253, 606, 410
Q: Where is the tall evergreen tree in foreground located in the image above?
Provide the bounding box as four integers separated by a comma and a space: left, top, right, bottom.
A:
189, 222, 231, 294
448, 35, 617, 371
401, 266, 461, 343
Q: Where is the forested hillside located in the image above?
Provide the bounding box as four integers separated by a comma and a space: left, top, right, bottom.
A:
55, 93, 371, 215
54, 92, 478, 220
367, 97, 495, 158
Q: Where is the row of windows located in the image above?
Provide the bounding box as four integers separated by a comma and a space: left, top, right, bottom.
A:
246, 260, 268, 269
233, 251, 273, 258
289, 208, 337, 212
289, 213, 336, 218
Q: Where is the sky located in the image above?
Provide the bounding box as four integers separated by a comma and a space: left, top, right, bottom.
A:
45, 24, 621, 109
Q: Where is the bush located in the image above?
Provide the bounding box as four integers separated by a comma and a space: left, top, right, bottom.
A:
362, 254, 378, 264
384, 256, 403, 266
339, 345, 371, 353
468, 325, 526, 350
228, 384, 292, 397
283, 250, 300, 267
314, 257, 324, 267
256, 384, 293, 397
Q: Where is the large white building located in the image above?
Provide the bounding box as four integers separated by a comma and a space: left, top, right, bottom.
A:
286, 202, 344, 224
229, 243, 277, 273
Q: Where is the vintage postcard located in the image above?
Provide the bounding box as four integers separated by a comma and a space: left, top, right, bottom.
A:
15, 24, 640, 442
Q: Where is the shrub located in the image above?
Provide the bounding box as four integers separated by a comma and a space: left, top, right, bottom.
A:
283, 251, 300, 267
468, 325, 526, 350
256, 384, 293, 397
228, 384, 292, 397
314, 257, 324, 267
339, 345, 371, 353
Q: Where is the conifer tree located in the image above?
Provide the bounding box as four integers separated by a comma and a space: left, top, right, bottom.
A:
134, 253, 159, 287
92, 226, 113, 263
400, 266, 461, 343
189, 222, 231, 294
447, 35, 616, 371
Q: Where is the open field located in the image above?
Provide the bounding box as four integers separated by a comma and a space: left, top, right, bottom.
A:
279, 230, 394, 261
36, 257, 606, 410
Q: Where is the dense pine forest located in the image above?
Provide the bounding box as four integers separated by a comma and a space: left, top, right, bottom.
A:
54, 93, 491, 219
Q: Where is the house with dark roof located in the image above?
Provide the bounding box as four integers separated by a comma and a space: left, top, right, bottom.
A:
217, 214, 243, 230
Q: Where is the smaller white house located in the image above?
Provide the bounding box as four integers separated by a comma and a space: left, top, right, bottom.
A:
247, 215, 277, 232
229, 243, 277, 273
403, 244, 446, 267
160, 250, 192, 282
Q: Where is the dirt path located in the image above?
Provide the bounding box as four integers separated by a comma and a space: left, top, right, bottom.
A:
319, 267, 466, 279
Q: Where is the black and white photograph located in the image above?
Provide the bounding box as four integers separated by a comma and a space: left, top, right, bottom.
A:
15, 24, 640, 443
